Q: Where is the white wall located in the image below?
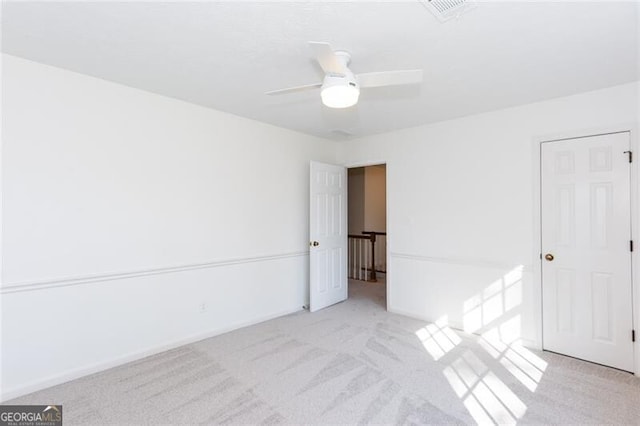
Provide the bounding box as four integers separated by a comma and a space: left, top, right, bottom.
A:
341, 82, 640, 361
2, 53, 638, 400
348, 165, 386, 235
363, 165, 386, 233
0, 54, 338, 400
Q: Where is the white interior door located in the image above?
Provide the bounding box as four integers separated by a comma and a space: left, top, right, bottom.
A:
309, 161, 347, 312
541, 132, 634, 371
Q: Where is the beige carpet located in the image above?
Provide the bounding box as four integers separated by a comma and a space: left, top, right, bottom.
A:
6, 279, 640, 425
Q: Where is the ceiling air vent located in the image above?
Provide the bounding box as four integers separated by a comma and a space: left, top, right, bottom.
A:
420, 0, 476, 22
330, 130, 354, 139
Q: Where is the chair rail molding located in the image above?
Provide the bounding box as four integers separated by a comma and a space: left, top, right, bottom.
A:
1, 251, 309, 294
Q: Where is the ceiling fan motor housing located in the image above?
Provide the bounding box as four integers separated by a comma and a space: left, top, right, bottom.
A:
322, 72, 359, 91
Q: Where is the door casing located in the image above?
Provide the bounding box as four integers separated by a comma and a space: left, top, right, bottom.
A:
344, 160, 389, 311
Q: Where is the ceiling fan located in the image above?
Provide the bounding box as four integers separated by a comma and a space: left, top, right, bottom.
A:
266, 42, 423, 109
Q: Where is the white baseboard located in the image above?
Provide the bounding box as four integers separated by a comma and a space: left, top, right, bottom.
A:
520, 338, 541, 351
387, 306, 442, 325
388, 306, 541, 352
1, 307, 302, 402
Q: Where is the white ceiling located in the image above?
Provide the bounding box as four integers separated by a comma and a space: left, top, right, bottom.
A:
2, 1, 638, 140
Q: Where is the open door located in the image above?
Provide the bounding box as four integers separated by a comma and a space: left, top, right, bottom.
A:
309, 161, 347, 312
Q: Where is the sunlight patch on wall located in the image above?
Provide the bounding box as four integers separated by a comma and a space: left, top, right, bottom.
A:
463, 265, 524, 334
415, 316, 462, 361
458, 264, 548, 392
443, 351, 527, 425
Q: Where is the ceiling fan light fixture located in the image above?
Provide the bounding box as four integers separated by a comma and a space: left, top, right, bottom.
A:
321, 84, 359, 109
265, 42, 423, 109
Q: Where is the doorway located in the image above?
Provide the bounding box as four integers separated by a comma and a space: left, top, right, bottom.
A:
540, 131, 634, 371
347, 164, 387, 308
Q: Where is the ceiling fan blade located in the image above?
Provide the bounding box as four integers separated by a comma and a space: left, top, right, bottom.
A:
357, 69, 423, 88
265, 82, 322, 96
309, 41, 346, 75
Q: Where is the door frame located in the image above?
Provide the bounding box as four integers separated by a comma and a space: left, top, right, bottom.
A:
344, 160, 389, 310
531, 123, 639, 375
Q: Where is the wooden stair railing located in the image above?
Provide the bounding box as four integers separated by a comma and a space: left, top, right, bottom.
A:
348, 231, 387, 282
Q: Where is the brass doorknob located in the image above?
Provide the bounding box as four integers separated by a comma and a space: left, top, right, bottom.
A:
544, 253, 554, 261
310, 241, 319, 247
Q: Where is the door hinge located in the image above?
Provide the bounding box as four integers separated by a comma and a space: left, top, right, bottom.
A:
624, 150, 632, 163
633, 329, 636, 343
631, 240, 634, 252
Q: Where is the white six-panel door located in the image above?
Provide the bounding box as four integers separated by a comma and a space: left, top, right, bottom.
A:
541, 132, 634, 371
309, 161, 347, 312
